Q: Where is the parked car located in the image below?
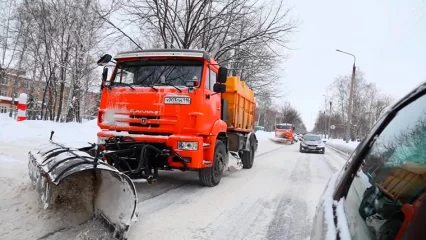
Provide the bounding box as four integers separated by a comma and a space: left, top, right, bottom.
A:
311, 82, 426, 240
299, 133, 325, 154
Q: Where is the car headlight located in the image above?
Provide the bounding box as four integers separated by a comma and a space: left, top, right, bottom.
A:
178, 141, 198, 150
318, 142, 325, 147
301, 142, 307, 146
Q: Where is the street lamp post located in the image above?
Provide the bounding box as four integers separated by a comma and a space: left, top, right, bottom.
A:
322, 94, 327, 138
328, 101, 332, 139
336, 49, 356, 143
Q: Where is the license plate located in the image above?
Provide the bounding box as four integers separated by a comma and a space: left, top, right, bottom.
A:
308, 147, 316, 150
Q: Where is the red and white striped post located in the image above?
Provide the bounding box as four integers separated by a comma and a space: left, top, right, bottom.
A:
16, 93, 27, 121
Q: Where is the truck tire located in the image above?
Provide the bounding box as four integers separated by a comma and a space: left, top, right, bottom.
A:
242, 136, 255, 169
199, 140, 226, 187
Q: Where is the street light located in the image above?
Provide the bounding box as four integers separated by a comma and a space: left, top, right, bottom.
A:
336, 49, 356, 143
322, 94, 328, 138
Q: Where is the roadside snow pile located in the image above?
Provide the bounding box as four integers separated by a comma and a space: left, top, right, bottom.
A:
326, 139, 359, 156
255, 130, 274, 140
0, 114, 99, 149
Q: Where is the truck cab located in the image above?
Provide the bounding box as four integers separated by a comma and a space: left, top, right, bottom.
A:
95, 49, 257, 187
274, 123, 295, 144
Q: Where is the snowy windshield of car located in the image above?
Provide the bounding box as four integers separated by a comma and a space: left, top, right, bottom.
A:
276, 124, 292, 130
111, 59, 203, 87
303, 135, 321, 141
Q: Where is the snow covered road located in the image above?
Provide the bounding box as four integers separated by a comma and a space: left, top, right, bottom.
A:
125, 140, 347, 240
0, 118, 348, 240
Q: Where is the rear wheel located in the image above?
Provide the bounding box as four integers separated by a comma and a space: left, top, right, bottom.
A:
199, 140, 226, 187
242, 136, 256, 169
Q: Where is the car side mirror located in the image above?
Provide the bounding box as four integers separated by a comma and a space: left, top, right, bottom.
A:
323, 140, 326, 143
217, 67, 228, 83
97, 54, 112, 66
213, 83, 226, 93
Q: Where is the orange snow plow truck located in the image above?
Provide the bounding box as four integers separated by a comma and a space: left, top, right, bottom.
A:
27, 49, 258, 239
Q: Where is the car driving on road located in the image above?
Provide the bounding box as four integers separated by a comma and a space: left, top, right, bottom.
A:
299, 134, 325, 154
310, 82, 426, 240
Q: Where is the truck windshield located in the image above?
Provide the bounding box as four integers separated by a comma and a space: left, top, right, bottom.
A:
276, 125, 292, 130
111, 59, 203, 87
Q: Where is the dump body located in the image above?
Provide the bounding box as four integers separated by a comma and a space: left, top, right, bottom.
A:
222, 76, 256, 132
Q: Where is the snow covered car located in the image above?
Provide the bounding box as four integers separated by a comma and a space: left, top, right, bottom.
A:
310, 82, 426, 240
299, 134, 325, 154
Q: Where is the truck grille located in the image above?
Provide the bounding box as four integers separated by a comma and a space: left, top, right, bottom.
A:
130, 115, 160, 128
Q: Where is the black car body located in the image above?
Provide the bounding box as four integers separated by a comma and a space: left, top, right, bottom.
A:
300, 134, 325, 154
310, 82, 426, 240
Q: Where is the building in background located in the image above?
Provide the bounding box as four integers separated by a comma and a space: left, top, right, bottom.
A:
0, 67, 98, 120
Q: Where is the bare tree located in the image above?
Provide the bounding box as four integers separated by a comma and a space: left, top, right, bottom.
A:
123, 0, 297, 96
314, 69, 394, 139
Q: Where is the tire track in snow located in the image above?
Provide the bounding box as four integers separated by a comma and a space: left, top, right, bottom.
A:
266, 195, 310, 240
290, 153, 312, 183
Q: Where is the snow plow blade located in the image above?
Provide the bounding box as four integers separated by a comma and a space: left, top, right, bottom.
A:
269, 137, 290, 144
28, 141, 137, 240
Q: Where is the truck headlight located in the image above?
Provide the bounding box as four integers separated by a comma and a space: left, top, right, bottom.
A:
97, 137, 108, 144
178, 141, 198, 150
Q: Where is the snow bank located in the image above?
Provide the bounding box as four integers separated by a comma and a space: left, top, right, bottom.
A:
326, 139, 359, 156
0, 114, 99, 150
254, 130, 274, 140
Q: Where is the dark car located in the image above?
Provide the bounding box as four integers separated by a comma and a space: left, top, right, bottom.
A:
299, 134, 325, 154
310, 82, 426, 240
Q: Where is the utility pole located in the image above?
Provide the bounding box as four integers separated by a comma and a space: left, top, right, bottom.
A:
336, 49, 356, 143
322, 94, 327, 138
324, 99, 327, 138
328, 101, 332, 139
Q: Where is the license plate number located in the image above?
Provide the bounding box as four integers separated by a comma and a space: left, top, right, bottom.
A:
308, 147, 316, 149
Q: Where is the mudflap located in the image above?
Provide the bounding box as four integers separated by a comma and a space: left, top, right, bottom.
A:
28, 141, 137, 240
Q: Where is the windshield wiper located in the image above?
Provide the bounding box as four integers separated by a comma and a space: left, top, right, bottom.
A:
114, 82, 135, 90
149, 85, 158, 91
158, 82, 182, 92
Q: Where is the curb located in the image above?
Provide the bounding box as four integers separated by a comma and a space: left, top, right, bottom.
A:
326, 143, 351, 158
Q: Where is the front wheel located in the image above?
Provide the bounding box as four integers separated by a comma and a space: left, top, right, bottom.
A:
199, 140, 226, 187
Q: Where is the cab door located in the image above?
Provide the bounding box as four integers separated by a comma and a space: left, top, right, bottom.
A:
201, 65, 221, 133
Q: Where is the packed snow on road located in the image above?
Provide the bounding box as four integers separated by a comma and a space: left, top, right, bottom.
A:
0, 115, 350, 240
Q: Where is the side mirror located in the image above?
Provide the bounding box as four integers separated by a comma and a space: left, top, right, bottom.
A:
217, 67, 228, 83
323, 140, 327, 143
213, 83, 226, 93
100, 67, 109, 90
97, 54, 112, 66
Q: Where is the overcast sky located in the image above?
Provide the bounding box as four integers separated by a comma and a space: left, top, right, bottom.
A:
280, 0, 426, 130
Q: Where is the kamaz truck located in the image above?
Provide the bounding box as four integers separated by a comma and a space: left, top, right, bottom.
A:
27, 49, 258, 239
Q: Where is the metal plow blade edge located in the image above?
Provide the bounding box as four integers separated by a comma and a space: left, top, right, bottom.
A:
269, 137, 291, 144
28, 141, 137, 240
